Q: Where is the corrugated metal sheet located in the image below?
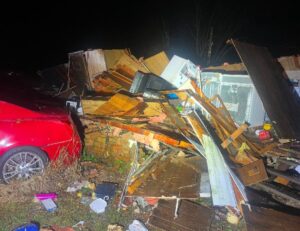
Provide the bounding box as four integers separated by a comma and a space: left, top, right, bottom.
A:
202, 134, 237, 207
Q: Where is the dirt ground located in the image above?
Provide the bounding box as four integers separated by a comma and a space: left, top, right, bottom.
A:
0, 156, 151, 231
0, 153, 246, 231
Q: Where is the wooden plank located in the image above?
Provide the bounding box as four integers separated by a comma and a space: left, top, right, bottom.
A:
242, 204, 300, 231
148, 200, 213, 231
85, 49, 107, 87
93, 75, 123, 94
103, 49, 127, 70
253, 182, 300, 209
186, 114, 205, 141
189, 85, 262, 156
113, 53, 149, 76
143, 102, 164, 117
144, 51, 169, 76
69, 51, 91, 94
81, 99, 107, 115
94, 119, 194, 149
110, 71, 133, 89
221, 123, 249, 148
267, 167, 300, 185
161, 102, 191, 134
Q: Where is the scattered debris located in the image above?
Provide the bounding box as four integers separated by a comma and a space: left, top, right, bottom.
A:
41, 198, 57, 212
107, 224, 124, 231
66, 180, 92, 192
96, 182, 117, 201
12, 223, 39, 231
72, 221, 85, 229
128, 220, 148, 231
226, 210, 240, 225
34, 193, 58, 201
89, 198, 108, 214
42, 226, 75, 231
3, 40, 300, 230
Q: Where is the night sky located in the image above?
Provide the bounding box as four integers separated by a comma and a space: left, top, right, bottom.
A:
1, 1, 299, 72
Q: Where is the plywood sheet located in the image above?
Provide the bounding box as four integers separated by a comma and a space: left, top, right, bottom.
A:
131, 155, 201, 198
93, 75, 123, 94
144, 51, 169, 76
109, 70, 133, 89
94, 93, 141, 116
143, 102, 164, 117
82, 99, 107, 115
85, 49, 107, 82
104, 49, 127, 70
69, 51, 91, 93
114, 54, 149, 77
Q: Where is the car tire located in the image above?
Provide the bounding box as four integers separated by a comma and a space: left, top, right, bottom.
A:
0, 146, 48, 183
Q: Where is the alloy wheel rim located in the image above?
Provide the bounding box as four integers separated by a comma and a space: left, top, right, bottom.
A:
2, 152, 44, 183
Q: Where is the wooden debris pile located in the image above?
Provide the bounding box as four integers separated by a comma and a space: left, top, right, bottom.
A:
41, 41, 300, 230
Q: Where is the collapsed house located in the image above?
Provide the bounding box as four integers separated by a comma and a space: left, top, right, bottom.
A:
39, 40, 300, 230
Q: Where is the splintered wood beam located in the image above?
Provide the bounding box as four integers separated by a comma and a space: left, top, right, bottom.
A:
221, 123, 249, 148
94, 119, 194, 149
189, 90, 262, 155
186, 114, 206, 140
267, 167, 300, 185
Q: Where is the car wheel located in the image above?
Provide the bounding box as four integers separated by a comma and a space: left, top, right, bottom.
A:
0, 146, 48, 183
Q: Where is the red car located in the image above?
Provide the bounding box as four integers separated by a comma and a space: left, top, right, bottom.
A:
0, 76, 82, 183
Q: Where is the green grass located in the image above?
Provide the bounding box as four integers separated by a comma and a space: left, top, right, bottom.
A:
81, 147, 98, 163
0, 147, 245, 231
113, 159, 130, 174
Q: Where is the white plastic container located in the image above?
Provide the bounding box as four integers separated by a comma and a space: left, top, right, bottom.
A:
89, 198, 107, 214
